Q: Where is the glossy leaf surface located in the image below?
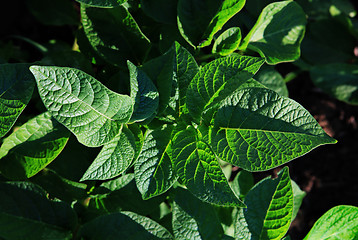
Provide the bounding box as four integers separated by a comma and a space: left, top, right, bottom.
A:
30, 66, 133, 147
171, 124, 244, 207
241, 1, 307, 64
0, 63, 35, 138
0, 112, 69, 180
135, 125, 176, 199
81, 125, 136, 181
211, 87, 336, 171
235, 167, 293, 240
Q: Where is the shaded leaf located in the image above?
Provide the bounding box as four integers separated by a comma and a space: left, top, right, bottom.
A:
140, 0, 177, 24
254, 65, 288, 97
0, 112, 69, 180
291, 180, 306, 221
210, 87, 336, 171
240, 1, 307, 64
0, 63, 35, 138
76, 0, 127, 7
231, 170, 254, 198
30, 66, 134, 147
212, 27, 242, 56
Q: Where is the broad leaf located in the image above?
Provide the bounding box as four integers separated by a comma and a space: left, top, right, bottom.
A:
0, 182, 76, 240
291, 180, 306, 221
134, 125, 176, 199
234, 167, 293, 240
30, 66, 134, 147
211, 87, 337, 171
310, 63, 358, 105
76, 0, 127, 8
79, 211, 173, 239
231, 170, 254, 199
141, 47, 175, 114
186, 56, 265, 124
212, 27, 242, 56
81, 125, 136, 181
0, 112, 69, 180
0, 63, 35, 138
172, 188, 224, 240
81, 4, 150, 65
128, 61, 159, 122
304, 205, 358, 240
177, 0, 245, 48
254, 65, 289, 97
171, 124, 244, 207
240, 1, 307, 64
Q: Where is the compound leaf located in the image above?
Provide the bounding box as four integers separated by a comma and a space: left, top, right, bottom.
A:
211, 87, 336, 171
234, 167, 293, 240
134, 125, 176, 199
75, 0, 127, 8
171, 124, 244, 207
0, 63, 35, 138
81, 125, 136, 181
79, 211, 173, 239
304, 205, 358, 240
186, 56, 265, 124
240, 1, 307, 64
128, 61, 159, 122
30, 66, 133, 147
0, 182, 76, 240
81, 4, 150, 65
0, 112, 70, 180
172, 188, 224, 240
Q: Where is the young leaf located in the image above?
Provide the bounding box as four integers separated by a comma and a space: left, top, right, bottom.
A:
0, 63, 35, 138
240, 1, 307, 64
141, 47, 175, 114
30, 66, 134, 147
0, 182, 76, 240
134, 125, 177, 199
79, 211, 173, 239
210, 87, 337, 171
304, 205, 358, 240
177, 0, 245, 48
310, 63, 358, 105
234, 167, 293, 240
172, 188, 224, 240
75, 0, 127, 8
0, 112, 70, 180
186, 55, 265, 124
81, 125, 136, 181
212, 27, 242, 56
171, 124, 244, 207
128, 61, 159, 122
81, 4, 150, 65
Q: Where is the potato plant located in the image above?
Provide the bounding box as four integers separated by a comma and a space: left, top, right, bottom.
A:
1, 0, 357, 239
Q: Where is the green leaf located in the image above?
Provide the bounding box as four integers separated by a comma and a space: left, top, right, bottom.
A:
210, 87, 337, 171
240, 1, 307, 64
0, 63, 35, 138
79, 211, 173, 239
291, 180, 306, 221
234, 167, 293, 240
0, 112, 70, 180
177, 0, 245, 48
212, 27, 242, 56
134, 125, 177, 199
0, 182, 76, 240
304, 205, 358, 240
128, 61, 159, 122
171, 124, 244, 207
141, 47, 175, 114
81, 4, 150, 66
186, 55, 265, 124
140, 0, 177, 24
310, 63, 358, 105
30, 66, 134, 147
172, 188, 224, 240
254, 65, 289, 97
231, 170, 254, 199
76, 0, 127, 7
81, 125, 136, 181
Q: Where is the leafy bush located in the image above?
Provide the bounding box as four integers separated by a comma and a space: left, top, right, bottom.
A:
1, 0, 357, 239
